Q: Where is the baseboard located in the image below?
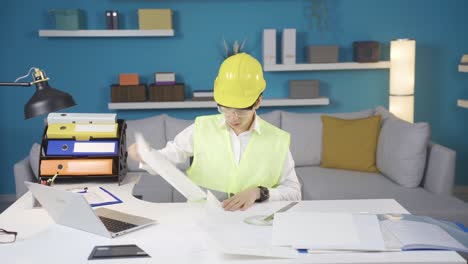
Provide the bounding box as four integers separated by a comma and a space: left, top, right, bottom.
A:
453, 186, 468, 203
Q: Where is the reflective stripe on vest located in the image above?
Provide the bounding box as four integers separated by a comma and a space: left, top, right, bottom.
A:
186, 114, 290, 194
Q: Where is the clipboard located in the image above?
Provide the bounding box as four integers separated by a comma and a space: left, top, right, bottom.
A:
68, 186, 123, 207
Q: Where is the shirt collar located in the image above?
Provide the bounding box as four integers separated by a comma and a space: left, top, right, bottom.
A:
218, 114, 262, 135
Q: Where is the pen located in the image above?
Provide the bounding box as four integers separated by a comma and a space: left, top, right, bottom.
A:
46, 172, 59, 186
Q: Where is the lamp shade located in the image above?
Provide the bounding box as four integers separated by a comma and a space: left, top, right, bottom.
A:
390, 39, 416, 123
24, 80, 76, 119
389, 95, 414, 123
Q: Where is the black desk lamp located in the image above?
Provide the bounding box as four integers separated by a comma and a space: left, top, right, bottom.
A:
0, 68, 76, 119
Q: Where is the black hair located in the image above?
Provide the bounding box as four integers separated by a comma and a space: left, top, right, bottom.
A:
217, 93, 263, 110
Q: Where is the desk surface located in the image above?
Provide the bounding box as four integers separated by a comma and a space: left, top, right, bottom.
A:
0, 173, 465, 264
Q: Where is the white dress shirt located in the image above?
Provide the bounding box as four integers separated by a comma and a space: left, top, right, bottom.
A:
148, 115, 302, 201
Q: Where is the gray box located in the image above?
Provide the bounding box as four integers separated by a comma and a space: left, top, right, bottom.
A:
307, 45, 339, 63
289, 80, 320, 99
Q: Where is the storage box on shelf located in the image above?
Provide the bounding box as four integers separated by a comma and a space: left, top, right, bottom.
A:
111, 85, 147, 102
149, 83, 185, 102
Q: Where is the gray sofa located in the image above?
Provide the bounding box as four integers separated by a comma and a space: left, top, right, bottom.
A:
13, 107, 468, 225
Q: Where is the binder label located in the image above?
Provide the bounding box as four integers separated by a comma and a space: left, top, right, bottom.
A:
74, 142, 116, 153
75, 124, 116, 133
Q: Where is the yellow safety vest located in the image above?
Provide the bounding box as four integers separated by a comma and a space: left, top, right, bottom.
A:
187, 114, 290, 194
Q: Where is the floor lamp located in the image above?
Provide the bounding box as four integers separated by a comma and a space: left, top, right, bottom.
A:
0, 68, 76, 119
389, 39, 416, 123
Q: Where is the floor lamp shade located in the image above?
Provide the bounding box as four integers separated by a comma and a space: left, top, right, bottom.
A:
0, 68, 76, 119
390, 39, 416, 123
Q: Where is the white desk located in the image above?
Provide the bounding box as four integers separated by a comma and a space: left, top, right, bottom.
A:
0, 173, 465, 264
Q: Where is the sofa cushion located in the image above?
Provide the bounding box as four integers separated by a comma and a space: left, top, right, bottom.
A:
29, 143, 41, 178
165, 116, 193, 141
259, 110, 281, 128
126, 115, 167, 171
281, 109, 374, 167
321, 115, 381, 172
296, 166, 468, 225
375, 107, 430, 188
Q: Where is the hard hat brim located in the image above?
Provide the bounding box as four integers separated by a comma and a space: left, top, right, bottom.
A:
214, 87, 264, 108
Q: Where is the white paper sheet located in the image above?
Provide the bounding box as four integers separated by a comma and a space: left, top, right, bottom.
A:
218, 245, 299, 259
272, 212, 360, 249
272, 212, 385, 251
135, 133, 207, 201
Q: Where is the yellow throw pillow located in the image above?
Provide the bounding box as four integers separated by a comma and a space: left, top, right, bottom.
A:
320, 115, 381, 172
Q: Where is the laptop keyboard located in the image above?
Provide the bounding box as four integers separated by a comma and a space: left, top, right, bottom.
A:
99, 216, 137, 233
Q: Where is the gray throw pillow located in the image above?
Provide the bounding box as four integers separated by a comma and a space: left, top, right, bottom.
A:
376, 107, 430, 188
126, 114, 167, 171
29, 143, 41, 179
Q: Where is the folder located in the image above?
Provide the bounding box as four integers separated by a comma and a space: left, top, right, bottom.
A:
46, 140, 118, 156
282, 28, 296, 65
47, 113, 116, 124
46, 123, 118, 140
263, 29, 276, 65
40, 159, 113, 176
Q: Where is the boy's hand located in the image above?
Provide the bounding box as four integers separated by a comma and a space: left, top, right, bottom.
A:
127, 143, 142, 162
222, 187, 260, 211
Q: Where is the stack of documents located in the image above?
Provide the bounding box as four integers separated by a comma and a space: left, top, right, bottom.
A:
272, 212, 386, 252
41, 113, 119, 177
271, 212, 468, 254
378, 214, 468, 253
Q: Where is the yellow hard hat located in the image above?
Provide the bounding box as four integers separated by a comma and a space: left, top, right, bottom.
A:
214, 53, 266, 108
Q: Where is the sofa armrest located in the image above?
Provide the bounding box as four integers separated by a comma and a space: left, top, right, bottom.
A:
422, 142, 456, 195
13, 157, 36, 199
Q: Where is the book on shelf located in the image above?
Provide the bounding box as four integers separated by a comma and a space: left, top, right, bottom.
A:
191, 96, 214, 101
193, 90, 214, 97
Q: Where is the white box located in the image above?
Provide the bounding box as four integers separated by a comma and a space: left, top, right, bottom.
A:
262, 29, 276, 65
154, 72, 176, 84
282, 28, 296, 65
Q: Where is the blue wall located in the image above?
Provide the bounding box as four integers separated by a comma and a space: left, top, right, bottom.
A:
1, 0, 467, 194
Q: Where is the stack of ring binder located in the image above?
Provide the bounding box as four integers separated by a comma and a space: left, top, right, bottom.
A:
38, 113, 128, 184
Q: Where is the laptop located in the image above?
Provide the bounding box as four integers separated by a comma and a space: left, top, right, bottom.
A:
25, 181, 156, 238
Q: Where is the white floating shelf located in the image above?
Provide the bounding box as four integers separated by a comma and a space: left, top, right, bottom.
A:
39, 29, 174, 37
457, 99, 468, 108
459, 65, 468, 72
264, 62, 391, 72
108, 98, 330, 110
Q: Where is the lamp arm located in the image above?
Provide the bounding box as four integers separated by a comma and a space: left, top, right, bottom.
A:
0, 82, 33, 87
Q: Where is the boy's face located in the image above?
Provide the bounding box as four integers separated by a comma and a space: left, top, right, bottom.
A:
223, 108, 256, 132
218, 97, 261, 134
